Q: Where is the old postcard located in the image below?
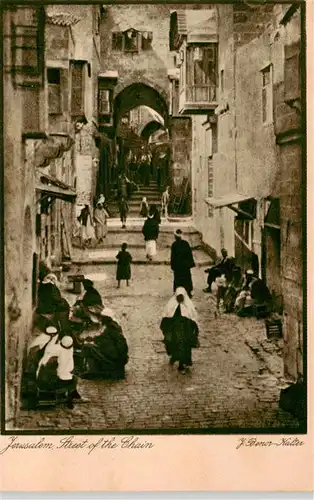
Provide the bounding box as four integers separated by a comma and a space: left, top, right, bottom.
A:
1, 0, 313, 492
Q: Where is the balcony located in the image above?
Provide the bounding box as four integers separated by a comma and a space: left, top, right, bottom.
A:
179, 84, 217, 114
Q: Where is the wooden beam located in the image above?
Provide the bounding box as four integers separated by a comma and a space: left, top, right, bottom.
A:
228, 205, 255, 220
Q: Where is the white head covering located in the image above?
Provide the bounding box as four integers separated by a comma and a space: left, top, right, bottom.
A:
100, 307, 118, 323
60, 336, 74, 349
42, 273, 59, 286
162, 287, 198, 322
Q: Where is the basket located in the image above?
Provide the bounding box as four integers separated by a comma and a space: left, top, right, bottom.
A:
265, 318, 282, 339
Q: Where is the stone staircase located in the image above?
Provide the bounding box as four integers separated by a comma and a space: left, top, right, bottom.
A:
107, 180, 162, 218
70, 221, 213, 267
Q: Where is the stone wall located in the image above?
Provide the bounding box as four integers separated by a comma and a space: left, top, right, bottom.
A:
4, 9, 37, 426
100, 4, 173, 101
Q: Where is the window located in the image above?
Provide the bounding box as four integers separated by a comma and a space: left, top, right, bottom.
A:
11, 6, 45, 87
71, 61, 85, 116
47, 68, 62, 114
141, 31, 153, 51
186, 45, 217, 102
261, 65, 273, 123
112, 29, 153, 53
220, 69, 224, 95
98, 89, 112, 114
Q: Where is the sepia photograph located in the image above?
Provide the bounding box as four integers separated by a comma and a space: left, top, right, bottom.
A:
2, 0, 306, 436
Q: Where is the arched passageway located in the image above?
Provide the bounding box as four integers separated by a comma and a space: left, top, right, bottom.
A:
140, 120, 164, 141
97, 81, 192, 216
113, 82, 169, 130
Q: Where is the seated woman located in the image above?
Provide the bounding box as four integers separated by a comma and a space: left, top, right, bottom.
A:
36, 273, 70, 332
160, 287, 199, 373
73, 279, 104, 323
80, 308, 129, 380
223, 266, 243, 313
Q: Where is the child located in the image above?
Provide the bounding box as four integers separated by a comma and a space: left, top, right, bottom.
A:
139, 197, 148, 218
116, 243, 133, 288
209, 270, 227, 317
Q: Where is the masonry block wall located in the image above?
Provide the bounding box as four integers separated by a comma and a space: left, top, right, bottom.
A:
4, 11, 37, 426
196, 5, 288, 257
100, 4, 173, 100
274, 8, 303, 379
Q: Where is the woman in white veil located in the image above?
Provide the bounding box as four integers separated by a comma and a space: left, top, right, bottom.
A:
160, 287, 199, 373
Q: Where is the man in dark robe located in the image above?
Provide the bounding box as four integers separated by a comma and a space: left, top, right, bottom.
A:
203, 248, 235, 292
170, 229, 195, 298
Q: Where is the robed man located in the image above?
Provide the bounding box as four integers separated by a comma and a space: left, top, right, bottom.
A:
170, 229, 195, 298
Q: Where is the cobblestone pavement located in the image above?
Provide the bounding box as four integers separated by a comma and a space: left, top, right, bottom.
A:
17, 264, 301, 431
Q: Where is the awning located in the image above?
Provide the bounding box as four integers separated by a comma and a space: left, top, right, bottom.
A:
264, 198, 280, 229
36, 171, 76, 203
205, 193, 256, 219
205, 193, 253, 208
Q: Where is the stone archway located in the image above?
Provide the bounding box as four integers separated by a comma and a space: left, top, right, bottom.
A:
113, 82, 169, 130
140, 120, 164, 140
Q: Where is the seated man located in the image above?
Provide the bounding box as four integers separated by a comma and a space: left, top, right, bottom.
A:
36, 334, 82, 409
223, 266, 243, 313
204, 249, 235, 292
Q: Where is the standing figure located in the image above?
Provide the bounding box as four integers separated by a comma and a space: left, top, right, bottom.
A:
142, 213, 160, 262
97, 193, 106, 206
170, 229, 195, 298
160, 287, 199, 373
161, 186, 170, 219
116, 242, 133, 288
93, 202, 109, 245
119, 196, 129, 229
149, 204, 161, 225
78, 204, 94, 248
139, 197, 149, 218
118, 174, 128, 199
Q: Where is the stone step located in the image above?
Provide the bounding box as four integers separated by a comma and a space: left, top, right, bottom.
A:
69, 247, 213, 267
72, 224, 203, 249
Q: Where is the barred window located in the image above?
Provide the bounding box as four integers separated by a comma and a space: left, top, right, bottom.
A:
99, 89, 112, 114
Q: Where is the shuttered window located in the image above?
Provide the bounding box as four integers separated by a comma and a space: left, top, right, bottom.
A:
99, 89, 111, 114
71, 61, 85, 116
47, 68, 62, 114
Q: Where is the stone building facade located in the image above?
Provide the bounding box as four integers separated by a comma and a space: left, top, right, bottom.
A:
169, 3, 304, 380
3, 4, 101, 426
4, 5, 47, 427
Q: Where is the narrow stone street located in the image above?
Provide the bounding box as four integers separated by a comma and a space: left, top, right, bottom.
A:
18, 264, 300, 431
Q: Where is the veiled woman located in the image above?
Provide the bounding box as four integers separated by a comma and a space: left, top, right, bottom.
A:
160, 287, 199, 373
81, 308, 129, 380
